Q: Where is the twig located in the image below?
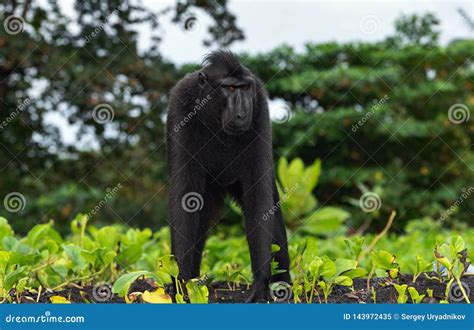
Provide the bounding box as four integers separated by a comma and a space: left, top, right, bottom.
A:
358, 210, 396, 262
51, 269, 105, 291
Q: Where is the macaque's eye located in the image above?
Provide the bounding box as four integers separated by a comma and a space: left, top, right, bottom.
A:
228, 86, 236, 92
242, 85, 249, 90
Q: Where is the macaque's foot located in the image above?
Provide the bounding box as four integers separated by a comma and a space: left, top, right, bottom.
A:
245, 280, 271, 303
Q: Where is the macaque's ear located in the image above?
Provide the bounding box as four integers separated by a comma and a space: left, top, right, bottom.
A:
198, 71, 208, 88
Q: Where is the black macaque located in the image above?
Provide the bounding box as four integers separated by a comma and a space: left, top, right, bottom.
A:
166, 50, 290, 302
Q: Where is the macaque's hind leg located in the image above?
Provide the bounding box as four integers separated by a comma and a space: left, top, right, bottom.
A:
191, 190, 224, 278
270, 182, 291, 284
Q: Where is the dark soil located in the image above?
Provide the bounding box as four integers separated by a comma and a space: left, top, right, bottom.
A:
11, 273, 474, 304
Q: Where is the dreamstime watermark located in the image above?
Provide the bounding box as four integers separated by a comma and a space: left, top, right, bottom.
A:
181, 192, 204, 213
360, 277, 385, 302
458, 8, 474, 31
3, 192, 26, 213
182, 16, 201, 32
0, 98, 31, 130
173, 95, 212, 132
438, 186, 473, 222
196, 274, 210, 286
359, 192, 381, 213
351, 94, 389, 132
359, 15, 381, 35
269, 281, 292, 302
272, 103, 293, 124
92, 282, 113, 302
84, 6, 122, 43
3, 15, 25, 35
86, 183, 122, 219
92, 103, 115, 124
262, 183, 299, 220
5, 311, 85, 324
448, 281, 470, 302
448, 103, 470, 124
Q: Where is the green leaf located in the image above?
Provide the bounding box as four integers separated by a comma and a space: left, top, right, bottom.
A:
344, 236, 365, 260
277, 158, 290, 189
321, 256, 336, 280
334, 275, 352, 286
302, 207, 349, 235
343, 268, 368, 279
62, 244, 87, 272
308, 258, 323, 277
452, 259, 464, 279
4, 266, 27, 291
271, 244, 281, 253
371, 250, 397, 270
335, 259, 358, 276
394, 284, 408, 304
415, 256, 430, 275
186, 279, 209, 303
157, 255, 179, 277
0, 248, 11, 268
303, 159, 321, 192
450, 236, 465, 253
112, 271, 158, 297
94, 226, 120, 250
408, 287, 425, 303
27, 221, 62, 247
0, 218, 14, 248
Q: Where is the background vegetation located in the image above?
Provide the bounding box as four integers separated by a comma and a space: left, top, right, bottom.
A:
0, 0, 472, 236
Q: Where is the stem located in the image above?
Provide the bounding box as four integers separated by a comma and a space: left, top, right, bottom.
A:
456, 278, 471, 304
358, 210, 396, 261
309, 277, 316, 303
51, 268, 105, 291
36, 286, 42, 302
79, 217, 88, 248
366, 265, 375, 290
31, 258, 58, 273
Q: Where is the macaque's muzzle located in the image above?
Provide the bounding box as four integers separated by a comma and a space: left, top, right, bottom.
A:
222, 90, 253, 135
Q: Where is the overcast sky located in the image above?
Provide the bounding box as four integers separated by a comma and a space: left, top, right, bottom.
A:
140, 0, 474, 64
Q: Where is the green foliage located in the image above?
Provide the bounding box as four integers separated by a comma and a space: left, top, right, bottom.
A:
393, 284, 408, 304
434, 236, 470, 303
268, 39, 473, 230
0, 216, 472, 303
390, 13, 440, 47
316, 257, 361, 303
408, 287, 426, 304
277, 157, 350, 235
412, 256, 431, 282
186, 279, 209, 304
371, 250, 400, 279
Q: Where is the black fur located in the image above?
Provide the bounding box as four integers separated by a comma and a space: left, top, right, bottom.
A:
166, 50, 290, 302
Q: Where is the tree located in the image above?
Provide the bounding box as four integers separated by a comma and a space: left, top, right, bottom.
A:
387, 13, 440, 47
0, 0, 243, 232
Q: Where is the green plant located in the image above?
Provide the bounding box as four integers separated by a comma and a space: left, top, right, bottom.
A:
412, 256, 431, 282
371, 286, 377, 303
277, 157, 350, 235
434, 236, 470, 303
186, 279, 209, 303
394, 284, 408, 303
0, 215, 473, 304
408, 287, 426, 303
316, 256, 365, 303
371, 250, 400, 279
